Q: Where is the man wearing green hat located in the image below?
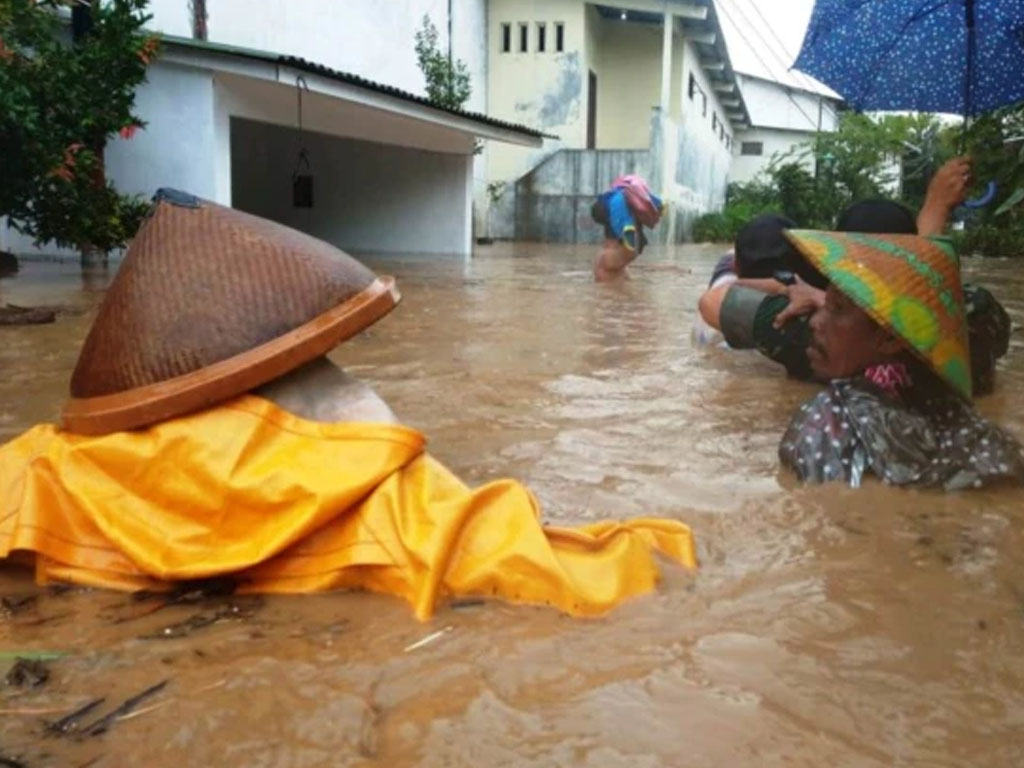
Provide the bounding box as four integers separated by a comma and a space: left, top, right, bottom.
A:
778, 229, 1024, 490
699, 158, 1011, 397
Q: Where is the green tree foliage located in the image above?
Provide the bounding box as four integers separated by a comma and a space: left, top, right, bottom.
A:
953, 104, 1024, 256
414, 14, 471, 111
694, 105, 1024, 254
0, 0, 154, 261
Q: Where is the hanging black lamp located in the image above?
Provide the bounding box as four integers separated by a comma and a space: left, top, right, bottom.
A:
292, 76, 314, 208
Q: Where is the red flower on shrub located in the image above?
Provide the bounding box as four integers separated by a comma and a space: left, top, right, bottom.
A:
137, 36, 159, 65
119, 123, 140, 140
49, 143, 86, 182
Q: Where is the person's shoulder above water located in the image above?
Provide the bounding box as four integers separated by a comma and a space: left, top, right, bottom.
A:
777, 229, 1024, 491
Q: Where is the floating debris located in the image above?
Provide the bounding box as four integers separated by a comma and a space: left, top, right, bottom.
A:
133, 578, 237, 606
4, 658, 50, 688
46, 697, 106, 736
137, 598, 262, 640
11, 610, 74, 629
0, 304, 56, 326
0, 595, 38, 618
450, 598, 486, 610
403, 625, 454, 653
111, 578, 241, 624
78, 680, 169, 737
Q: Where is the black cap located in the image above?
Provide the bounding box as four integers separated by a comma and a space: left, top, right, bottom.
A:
782, 199, 920, 290
734, 213, 801, 279
835, 199, 917, 235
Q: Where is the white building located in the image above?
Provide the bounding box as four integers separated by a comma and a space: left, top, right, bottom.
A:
3, 0, 541, 258
730, 70, 842, 184
482, 0, 752, 243
4, 0, 805, 257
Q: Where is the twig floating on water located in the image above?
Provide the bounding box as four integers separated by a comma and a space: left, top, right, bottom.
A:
137, 598, 262, 640
46, 697, 106, 735
193, 679, 227, 695
12, 610, 75, 628
80, 680, 170, 736
450, 598, 486, 610
403, 626, 454, 653
114, 700, 167, 723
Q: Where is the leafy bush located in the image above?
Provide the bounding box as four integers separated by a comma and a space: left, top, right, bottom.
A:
692, 108, 1024, 253
692, 212, 732, 243
414, 15, 471, 110
0, 0, 154, 262
692, 178, 784, 243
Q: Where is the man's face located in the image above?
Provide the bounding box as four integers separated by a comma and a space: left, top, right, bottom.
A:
807, 287, 901, 380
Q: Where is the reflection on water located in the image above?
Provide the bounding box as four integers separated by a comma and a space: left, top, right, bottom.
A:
2, 244, 1024, 766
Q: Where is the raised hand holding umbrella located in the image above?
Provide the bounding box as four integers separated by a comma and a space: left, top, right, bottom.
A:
793, 0, 1024, 209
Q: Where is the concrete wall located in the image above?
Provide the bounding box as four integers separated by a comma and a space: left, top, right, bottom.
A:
231, 118, 472, 255
658, 38, 734, 240
592, 18, 661, 150
514, 149, 652, 243
484, 6, 738, 242
145, 0, 487, 111
730, 127, 815, 184
486, 0, 586, 180
107, 62, 220, 201
146, 0, 492, 239
2, 52, 480, 258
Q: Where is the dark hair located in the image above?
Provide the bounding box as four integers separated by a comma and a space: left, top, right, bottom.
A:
835, 199, 917, 235
734, 213, 800, 279
785, 199, 920, 289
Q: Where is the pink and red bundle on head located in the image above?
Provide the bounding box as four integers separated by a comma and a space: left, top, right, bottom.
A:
612, 174, 663, 228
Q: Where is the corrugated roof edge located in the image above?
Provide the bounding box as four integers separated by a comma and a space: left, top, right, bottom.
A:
682, 0, 752, 129
158, 33, 558, 141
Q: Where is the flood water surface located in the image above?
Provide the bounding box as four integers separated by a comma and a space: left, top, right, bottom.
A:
2, 245, 1024, 766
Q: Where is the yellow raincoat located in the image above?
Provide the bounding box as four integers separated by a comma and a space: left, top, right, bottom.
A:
0, 396, 696, 619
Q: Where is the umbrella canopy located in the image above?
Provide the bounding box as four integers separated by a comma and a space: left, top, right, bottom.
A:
794, 0, 1024, 116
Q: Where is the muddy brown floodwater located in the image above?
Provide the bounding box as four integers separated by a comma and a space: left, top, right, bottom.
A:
2, 243, 1024, 767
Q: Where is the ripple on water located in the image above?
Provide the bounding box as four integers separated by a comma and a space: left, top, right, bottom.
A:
2, 245, 1024, 765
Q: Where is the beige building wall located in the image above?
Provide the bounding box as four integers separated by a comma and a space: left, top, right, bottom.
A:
486, 0, 588, 184
592, 16, 662, 150
483, 1, 740, 240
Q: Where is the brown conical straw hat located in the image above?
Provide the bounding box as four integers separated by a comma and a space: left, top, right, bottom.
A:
62, 189, 400, 435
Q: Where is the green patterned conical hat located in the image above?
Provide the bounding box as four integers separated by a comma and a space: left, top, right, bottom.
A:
784, 230, 971, 400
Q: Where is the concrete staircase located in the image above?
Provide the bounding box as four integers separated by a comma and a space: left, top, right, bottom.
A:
513, 149, 653, 244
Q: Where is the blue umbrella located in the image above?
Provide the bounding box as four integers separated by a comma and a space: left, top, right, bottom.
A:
794, 0, 1024, 207
794, 0, 1024, 116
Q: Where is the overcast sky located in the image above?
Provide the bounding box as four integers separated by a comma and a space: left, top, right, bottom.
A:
714, 0, 831, 93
